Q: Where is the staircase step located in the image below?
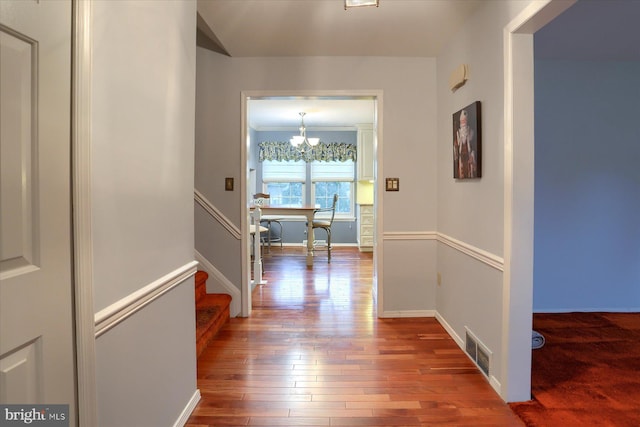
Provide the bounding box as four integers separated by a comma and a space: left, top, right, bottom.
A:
196, 294, 231, 357
195, 270, 231, 357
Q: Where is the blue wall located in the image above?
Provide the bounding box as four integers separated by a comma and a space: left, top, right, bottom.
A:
534, 59, 640, 311
252, 129, 358, 244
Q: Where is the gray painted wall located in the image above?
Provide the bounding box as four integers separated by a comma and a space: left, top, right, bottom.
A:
534, 59, 640, 312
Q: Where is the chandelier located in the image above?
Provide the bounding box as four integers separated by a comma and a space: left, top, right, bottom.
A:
290, 112, 319, 152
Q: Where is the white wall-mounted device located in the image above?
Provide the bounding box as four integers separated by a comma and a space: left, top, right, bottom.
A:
449, 64, 469, 92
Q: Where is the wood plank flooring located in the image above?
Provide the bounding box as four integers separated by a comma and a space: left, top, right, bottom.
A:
186, 247, 524, 426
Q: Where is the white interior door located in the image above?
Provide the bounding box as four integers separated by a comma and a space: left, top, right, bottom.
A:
0, 0, 76, 420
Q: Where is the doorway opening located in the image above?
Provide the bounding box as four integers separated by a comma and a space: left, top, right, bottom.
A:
503, 0, 576, 402
240, 92, 383, 318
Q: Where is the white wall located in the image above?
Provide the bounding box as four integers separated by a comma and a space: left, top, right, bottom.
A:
195, 53, 438, 312
91, 1, 198, 426
92, 1, 196, 311
435, 0, 534, 396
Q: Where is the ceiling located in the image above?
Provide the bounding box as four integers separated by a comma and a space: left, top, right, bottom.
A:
197, 0, 484, 58
198, 0, 486, 130
198, 0, 639, 129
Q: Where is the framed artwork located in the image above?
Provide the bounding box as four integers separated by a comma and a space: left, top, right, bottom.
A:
452, 101, 481, 179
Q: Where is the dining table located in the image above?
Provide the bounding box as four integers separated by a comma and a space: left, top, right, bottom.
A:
250, 204, 318, 286
253, 204, 318, 266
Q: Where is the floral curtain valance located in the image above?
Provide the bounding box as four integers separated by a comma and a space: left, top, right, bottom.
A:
259, 141, 357, 163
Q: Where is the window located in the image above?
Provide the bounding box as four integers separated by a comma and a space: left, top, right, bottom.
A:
311, 160, 354, 217
262, 160, 305, 206
314, 182, 352, 215
264, 182, 303, 206
261, 159, 356, 218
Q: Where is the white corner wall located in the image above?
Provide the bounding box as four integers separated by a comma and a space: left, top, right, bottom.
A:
435, 0, 535, 399
91, 1, 198, 426
195, 53, 438, 314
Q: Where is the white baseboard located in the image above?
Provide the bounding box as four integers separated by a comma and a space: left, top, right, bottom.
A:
434, 312, 464, 348
379, 309, 436, 318
489, 375, 502, 395
194, 250, 241, 317
173, 389, 200, 427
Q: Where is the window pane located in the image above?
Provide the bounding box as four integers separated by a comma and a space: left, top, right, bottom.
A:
265, 182, 303, 206
314, 182, 352, 214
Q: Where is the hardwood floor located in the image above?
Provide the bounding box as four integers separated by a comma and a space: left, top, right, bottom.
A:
187, 247, 524, 426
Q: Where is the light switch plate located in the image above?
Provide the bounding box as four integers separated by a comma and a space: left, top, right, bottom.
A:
225, 177, 234, 191
385, 177, 399, 191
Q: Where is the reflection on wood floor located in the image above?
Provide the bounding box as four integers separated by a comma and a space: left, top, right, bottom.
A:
187, 246, 523, 426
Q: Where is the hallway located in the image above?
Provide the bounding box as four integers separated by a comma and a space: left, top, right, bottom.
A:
187, 247, 523, 426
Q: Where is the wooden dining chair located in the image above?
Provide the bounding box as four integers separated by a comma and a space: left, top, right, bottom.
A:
310, 194, 338, 263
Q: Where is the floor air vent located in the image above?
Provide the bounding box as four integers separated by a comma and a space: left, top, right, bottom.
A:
465, 327, 491, 377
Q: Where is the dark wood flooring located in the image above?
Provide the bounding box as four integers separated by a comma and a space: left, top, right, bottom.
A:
186, 246, 523, 426
510, 312, 640, 426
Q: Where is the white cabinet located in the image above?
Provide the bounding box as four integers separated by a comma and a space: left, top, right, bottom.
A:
357, 204, 374, 252
357, 124, 374, 181
356, 125, 374, 251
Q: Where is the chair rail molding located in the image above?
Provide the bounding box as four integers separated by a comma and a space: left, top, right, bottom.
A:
94, 261, 199, 337
194, 189, 241, 240
383, 231, 438, 241
437, 232, 504, 271
382, 231, 504, 271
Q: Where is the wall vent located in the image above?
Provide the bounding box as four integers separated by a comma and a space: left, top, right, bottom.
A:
464, 327, 492, 378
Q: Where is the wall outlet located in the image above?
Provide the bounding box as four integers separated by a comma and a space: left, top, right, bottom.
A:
437, 272, 442, 286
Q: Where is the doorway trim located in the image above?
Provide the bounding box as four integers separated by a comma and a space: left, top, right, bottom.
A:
501, 0, 576, 402
240, 90, 383, 318
72, 0, 98, 424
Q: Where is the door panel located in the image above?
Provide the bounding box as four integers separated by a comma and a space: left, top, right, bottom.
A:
0, 27, 38, 278
0, 338, 41, 403
0, 0, 75, 421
